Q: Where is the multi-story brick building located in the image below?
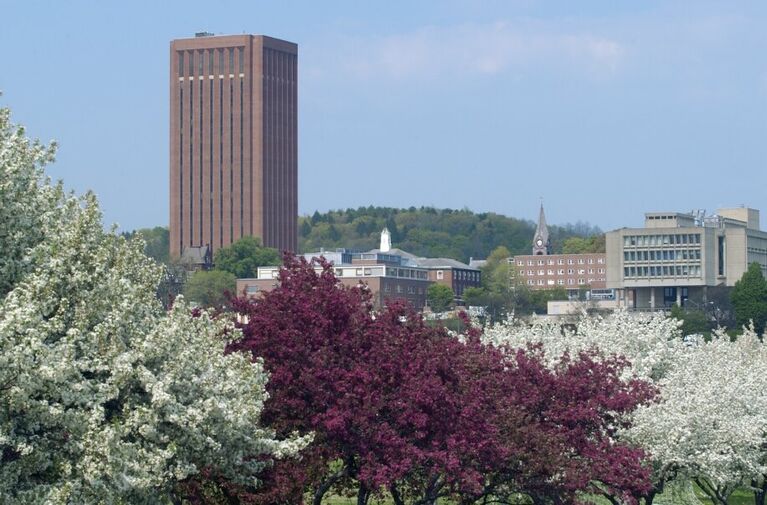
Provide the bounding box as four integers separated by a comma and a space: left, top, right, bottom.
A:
511, 253, 608, 295
237, 254, 432, 310
367, 228, 481, 304
512, 205, 609, 299
170, 33, 298, 258
236, 229, 481, 310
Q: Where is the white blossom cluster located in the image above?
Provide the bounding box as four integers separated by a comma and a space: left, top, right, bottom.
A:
482, 311, 767, 497
625, 327, 767, 494
481, 310, 685, 381
0, 107, 311, 504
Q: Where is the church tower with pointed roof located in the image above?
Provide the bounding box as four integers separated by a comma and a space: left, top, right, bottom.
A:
532, 204, 552, 255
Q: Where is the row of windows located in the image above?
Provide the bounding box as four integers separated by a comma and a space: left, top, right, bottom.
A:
246, 282, 425, 297
178, 47, 244, 77
527, 278, 598, 286
517, 257, 604, 266
624, 233, 701, 247
454, 270, 480, 281
384, 284, 423, 295
335, 267, 384, 277
624, 265, 702, 278
333, 267, 429, 280
388, 268, 428, 280
521, 268, 605, 276
624, 249, 702, 262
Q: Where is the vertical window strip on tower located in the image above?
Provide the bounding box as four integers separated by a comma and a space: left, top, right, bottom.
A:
219, 74, 223, 248
189, 51, 194, 247
240, 76, 244, 239
199, 69, 204, 246
210, 49, 214, 250
261, 49, 274, 245
278, 51, 283, 248
179, 73, 184, 253
229, 49, 234, 243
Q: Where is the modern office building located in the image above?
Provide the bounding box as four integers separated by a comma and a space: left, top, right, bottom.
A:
170, 33, 298, 258
605, 208, 767, 309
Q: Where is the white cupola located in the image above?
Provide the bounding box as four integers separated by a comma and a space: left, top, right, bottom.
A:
380, 228, 392, 252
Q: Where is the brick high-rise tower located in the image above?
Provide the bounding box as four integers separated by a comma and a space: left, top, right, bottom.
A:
170, 33, 297, 258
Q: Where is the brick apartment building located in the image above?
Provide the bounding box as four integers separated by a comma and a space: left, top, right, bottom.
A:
511, 205, 609, 299
236, 229, 481, 310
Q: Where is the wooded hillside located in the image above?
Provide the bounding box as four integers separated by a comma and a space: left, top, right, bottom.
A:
299, 207, 602, 262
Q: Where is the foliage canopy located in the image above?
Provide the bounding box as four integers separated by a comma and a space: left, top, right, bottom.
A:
228, 258, 655, 505
300, 207, 602, 262
214, 235, 281, 279
730, 262, 767, 334
426, 283, 454, 312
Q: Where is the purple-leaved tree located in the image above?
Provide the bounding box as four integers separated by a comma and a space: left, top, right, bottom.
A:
220, 256, 654, 505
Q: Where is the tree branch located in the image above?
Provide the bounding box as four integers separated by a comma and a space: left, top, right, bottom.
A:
312, 464, 349, 505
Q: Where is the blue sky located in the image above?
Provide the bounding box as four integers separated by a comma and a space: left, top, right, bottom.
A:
1, 0, 765, 232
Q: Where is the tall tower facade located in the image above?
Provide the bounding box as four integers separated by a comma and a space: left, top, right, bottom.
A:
170, 34, 298, 258
532, 204, 551, 255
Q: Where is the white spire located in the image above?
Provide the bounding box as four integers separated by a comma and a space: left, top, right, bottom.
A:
380, 228, 392, 252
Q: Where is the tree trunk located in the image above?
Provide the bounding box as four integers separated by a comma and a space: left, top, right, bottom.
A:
390, 485, 406, 505
695, 478, 729, 505
312, 466, 348, 505
357, 483, 370, 505
754, 477, 767, 505
644, 489, 657, 505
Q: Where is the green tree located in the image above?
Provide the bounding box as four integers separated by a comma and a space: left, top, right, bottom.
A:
463, 286, 490, 307
561, 234, 605, 254
183, 269, 236, 309
730, 262, 767, 335
474, 246, 514, 320
669, 304, 710, 336
214, 235, 280, 278
121, 226, 170, 264
298, 207, 601, 262
427, 283, 455, 312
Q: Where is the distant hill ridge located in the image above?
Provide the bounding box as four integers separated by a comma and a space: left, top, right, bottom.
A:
299, 206, 602, 263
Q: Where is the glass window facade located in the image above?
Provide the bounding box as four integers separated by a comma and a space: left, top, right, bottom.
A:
622, 233, 703, 279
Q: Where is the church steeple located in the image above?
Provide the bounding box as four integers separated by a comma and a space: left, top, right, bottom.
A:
532, 204, 551, 255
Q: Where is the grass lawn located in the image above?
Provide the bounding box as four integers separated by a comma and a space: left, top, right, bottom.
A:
318, 484, 757, 504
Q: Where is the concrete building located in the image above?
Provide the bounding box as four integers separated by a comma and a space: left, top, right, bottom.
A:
605, 208, 767, 309
170, 33, 298, 258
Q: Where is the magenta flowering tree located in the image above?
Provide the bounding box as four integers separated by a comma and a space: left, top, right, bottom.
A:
226, 256, 654, 504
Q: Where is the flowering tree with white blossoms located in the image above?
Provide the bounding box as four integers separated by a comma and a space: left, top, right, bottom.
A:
480, 311, 767, 504
481, 309, 685, 382
625, 326, 767, 505
0, 105, 311, 504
